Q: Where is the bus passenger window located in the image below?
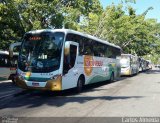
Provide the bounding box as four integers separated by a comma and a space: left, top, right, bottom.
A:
70, 45, 77, 68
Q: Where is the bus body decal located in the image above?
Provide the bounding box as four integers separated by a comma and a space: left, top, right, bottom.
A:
84, 55, 93, 76
25, 72, 31, 80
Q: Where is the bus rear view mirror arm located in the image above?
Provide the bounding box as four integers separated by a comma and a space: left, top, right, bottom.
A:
9, 42, 21, 58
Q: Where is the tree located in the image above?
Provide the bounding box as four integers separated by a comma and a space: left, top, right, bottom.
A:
80, 1, 159, 56
0, 0, 103, 50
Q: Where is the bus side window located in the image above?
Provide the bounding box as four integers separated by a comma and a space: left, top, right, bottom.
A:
70, 45, 77, 68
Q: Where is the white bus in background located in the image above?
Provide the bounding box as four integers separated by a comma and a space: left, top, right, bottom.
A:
138, 57, 143, 72
9, 29, 121, 92
146, 60, 152, 70
8, 52, 19, 83
0, 51, 10, 80
0, 50, 18, 82
120, 54, 139, 76
139, 58, 150, 72
138, 57, 147, 72
139, 58, 151, 71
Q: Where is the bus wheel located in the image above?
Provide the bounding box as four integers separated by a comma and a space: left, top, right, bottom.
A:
130, 69, 133, 77
76, 77, 84, 93
109, 73, 114, 83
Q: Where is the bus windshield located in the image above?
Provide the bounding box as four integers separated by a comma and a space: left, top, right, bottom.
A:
18, 32, 64, 73
120, 56, 130, 68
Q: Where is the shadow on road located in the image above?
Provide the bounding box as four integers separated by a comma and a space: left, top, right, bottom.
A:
0, 84, 144, 110
0, 81, 17, 91
0, 76, 128, 96
0, 75, 139, 110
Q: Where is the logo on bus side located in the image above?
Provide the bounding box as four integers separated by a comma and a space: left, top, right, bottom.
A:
84, 56, 93, 76
25, 72, 31, 80
84, 56, 104, 76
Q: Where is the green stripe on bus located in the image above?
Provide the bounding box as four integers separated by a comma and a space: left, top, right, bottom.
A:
87, 75, 110, 84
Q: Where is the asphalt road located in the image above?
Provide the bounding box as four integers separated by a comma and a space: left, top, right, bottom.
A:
0, 69, 160, 118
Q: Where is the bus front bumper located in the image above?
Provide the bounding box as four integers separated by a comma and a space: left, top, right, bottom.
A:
121, 69, 131, 76
15, 75, 62, 91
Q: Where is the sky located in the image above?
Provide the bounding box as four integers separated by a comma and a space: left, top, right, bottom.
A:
99, 0, 160, 22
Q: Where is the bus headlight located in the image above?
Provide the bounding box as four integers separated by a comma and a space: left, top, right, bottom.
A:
47, 74, 62, 91
50, 74, 61, 80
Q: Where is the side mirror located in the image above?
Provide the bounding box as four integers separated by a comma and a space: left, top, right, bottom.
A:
9, 42, 21, 58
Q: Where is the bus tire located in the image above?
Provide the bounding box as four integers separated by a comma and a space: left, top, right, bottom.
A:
76, 76, 84, 93
130, 69, 133, 76
109, 72, 114, 83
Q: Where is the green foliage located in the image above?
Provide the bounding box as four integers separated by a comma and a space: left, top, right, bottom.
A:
0, 0, 102, 50
80, 1, 160, 56
0, 0, 160, 60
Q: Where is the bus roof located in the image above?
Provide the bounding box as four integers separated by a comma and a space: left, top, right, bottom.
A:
27, 29, 121, 49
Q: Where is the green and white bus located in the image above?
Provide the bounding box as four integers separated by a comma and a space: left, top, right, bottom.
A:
10, 29, 121, 92
120, 54, 139, 76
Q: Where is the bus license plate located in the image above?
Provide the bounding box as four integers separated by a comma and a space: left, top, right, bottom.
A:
32, 82, 39, 87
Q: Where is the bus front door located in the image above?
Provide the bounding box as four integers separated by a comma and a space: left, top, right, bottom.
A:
62, 41, 79, 90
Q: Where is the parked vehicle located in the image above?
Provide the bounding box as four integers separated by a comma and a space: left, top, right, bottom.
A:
9, 29, 121, 92
0, 50, 18, 82
0, 51, 10, 80
120, 54, 139, 76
